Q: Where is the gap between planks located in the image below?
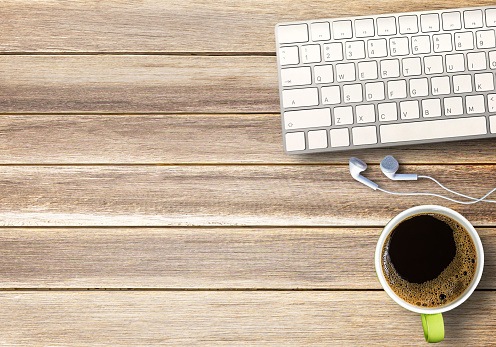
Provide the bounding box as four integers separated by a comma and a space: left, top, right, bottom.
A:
0, 52, 276, 56
0, 288, 491, 292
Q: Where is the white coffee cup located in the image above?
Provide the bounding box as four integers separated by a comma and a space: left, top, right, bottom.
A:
375, 205, 484, 343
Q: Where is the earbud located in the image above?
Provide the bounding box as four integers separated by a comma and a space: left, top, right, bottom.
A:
349, 157, 378, 190
380, 155, 418, 180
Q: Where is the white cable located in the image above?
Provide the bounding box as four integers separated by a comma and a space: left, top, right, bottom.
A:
377, 186, 496, 204
418, 175, 496, 203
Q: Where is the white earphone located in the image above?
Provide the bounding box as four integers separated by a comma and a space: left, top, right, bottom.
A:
349, 155, 496, 204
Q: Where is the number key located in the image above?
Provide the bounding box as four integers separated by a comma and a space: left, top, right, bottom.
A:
367, 39, 387, 57
433, 34, 452, 52
390, 37, 409, 56
476, 30, 496, 49
323, 42, 343, 61
346, 41, 366, 60
301, 44, 321, 63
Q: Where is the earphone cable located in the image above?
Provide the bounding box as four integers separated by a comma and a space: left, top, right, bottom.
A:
377, 186, 496, 204
418, 175, 496, 203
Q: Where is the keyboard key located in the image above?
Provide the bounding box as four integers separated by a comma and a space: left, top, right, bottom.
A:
343, 84, 363, 103
313, 65, 333, 84
380, 59, 400, 78
356, 104, 376, 123
352, 126, 377, 145
387, 80, 407, 99
330, 128, 350, 147
380, 117, 487, 143
333, 106, 354, 125
278, 24, 309, 44
411, 35, 431, 54
345, 41, 366, 60
489, 94, 496, 112
467, 52, 487, 70
365, 81, 385, 101
400, 100, 420, 119
323, 42, 344, 61
355, 19, 375, 37
474, 72, 494, 91
466, 95, 485, 114
402, 57, 422, 76
285, 132, 305, 151
489, 51, 496, 69
336, 63, 356, 82
377, 17, 397, 36
486, 9, 496, 27
358, 61, 378, 80
390, 37, 409, 56
432, 76, 451, 95
422, 99, 442, 117
490, 116, 496, 133
279, 46, 299, 65
444, 97, 463, 116
421, 13, 440, 32
281, 67, 312, 86
284, 108, 331, 130
333, 20, 353, 39
410, 78, 429, 97
399, 15, 418, 34
476, 30, 496, 48
282, 88, 319, 108
367, 39, 388, 58
464, 10, 483, 28
321, 85, 341, 104
442, 11, 462, 30
424, 55, 444, 74
453, 74, 472, 93
433, 33, 453, 52
311, 22, 331, 41
455, 32, 474, 50
378, 102, 398, 122
308, 129, 328, 149
301, 44, 321, 63
446, 54, 465, 72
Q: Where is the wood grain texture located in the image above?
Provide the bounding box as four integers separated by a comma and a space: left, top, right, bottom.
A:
0, 291, 493, 345
1, 114, 496, 164
0, 227, 493, 289
1, 0, 493, 52
0, 56, 278, 113
0, 165, 496, 226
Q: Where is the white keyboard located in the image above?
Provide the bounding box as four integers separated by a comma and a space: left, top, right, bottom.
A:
276, 6, 496, 154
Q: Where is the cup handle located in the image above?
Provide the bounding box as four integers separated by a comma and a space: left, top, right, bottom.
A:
421, 313, 444, 343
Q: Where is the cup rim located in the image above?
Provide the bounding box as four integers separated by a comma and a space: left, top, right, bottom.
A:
375, 205, 484, 314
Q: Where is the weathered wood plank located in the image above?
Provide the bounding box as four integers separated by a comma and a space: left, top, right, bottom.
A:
1, 114, 496, 164
0, 55, 278, 113
0, 227, 493, 289
0, 165, 495, 226
0, 291, 492, 345
1, 0, 492, 52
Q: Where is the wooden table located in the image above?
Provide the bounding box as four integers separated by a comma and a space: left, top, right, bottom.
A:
1, 0, 496, 345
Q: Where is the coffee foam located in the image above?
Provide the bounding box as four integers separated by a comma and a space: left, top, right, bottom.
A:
382, 213, 477, 308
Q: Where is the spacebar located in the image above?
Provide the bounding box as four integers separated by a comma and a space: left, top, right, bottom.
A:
380, 117, 487, 144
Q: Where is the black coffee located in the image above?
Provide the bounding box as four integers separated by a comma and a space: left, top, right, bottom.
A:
381, 213, 477, 308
